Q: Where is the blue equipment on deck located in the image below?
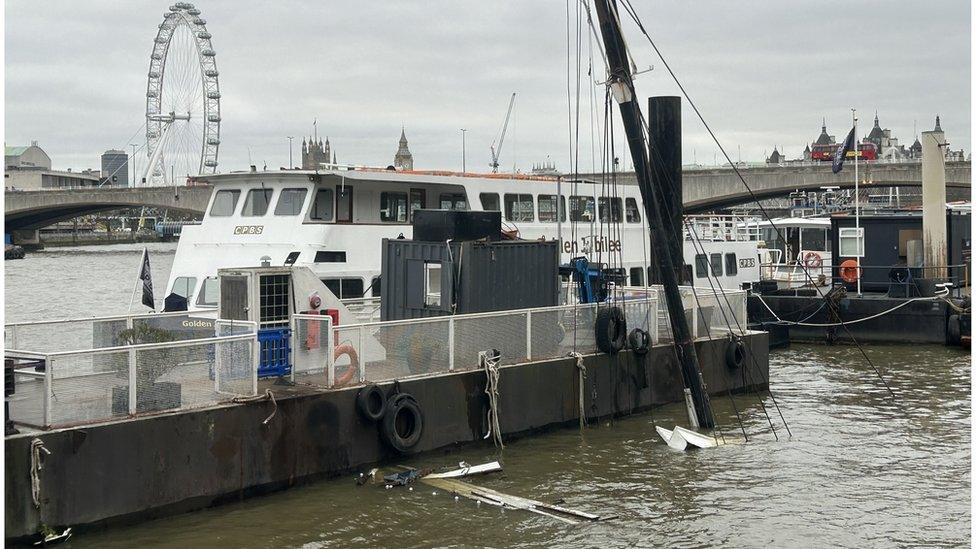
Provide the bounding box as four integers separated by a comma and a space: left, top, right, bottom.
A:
562, 256, 609, 304
257, 328, 291, 377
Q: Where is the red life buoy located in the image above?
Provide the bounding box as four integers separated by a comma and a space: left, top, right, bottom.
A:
803, 251, 823, 269
839, 259, 861, 283
333, 343, 359, 387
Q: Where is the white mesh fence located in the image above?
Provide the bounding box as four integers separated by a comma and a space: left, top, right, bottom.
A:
7, 334, 257, 430
453, 311, 528, 369
292, 315, 334, 384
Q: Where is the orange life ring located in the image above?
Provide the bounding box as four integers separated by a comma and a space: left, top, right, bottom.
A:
839, 259, 861, 283
333, 343, 359, 387
802, 251, 823, 269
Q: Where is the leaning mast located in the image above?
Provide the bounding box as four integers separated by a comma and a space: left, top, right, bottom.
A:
591, 0, 715, 428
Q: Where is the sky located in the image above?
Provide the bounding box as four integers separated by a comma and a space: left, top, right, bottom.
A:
4, 1, 971, 175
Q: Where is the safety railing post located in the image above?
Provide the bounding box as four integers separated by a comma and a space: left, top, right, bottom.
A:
326, 318, 335, 388
358, 325, 366, 383
289, 315, 297, 383
128, 347, 137, 415
448, 316, 455, 372
213, 339, 221, 394
43, 356, 52, 428
251, 334, 259, 396
525, 310, 532, 360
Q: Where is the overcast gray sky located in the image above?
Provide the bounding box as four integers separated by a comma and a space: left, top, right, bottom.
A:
5, 1, 971, 174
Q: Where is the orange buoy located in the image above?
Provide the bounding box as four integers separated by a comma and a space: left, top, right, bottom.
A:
839, 259, 861, 283
333, 343, 360, 387
802, 251, 823, 269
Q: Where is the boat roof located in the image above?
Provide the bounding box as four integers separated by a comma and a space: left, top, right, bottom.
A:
747, 217, 832, 229
186, 167, 599, 187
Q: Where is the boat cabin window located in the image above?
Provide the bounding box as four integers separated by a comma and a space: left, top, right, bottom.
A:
838, 227, 864, 257
694, 254, 708, 278
598, 197, 623, 223
171, 276, 196, 299
480, 192, 500, 211
625, 198, 641, 223
196, 276, 218, 306
336, 186, 354, 222
275, 188, 308, 216
322, 277, 365, 299
380, 191, 409, 222
209, 190, 240, 216
725, 253, 738, 276
569, 196, 595, 222
538, 195, 566, 222
629, 267, 644, 286
241, 188, 273, 216
439, 193, 468, 210
424, 263, 442, 307
504, 193, 534, 222
310, 188, 334, 221
258, 274, 290, 328
800, 227, 827, 252
710, 253, 723, 276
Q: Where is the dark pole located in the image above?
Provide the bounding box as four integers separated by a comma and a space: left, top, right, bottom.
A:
592, 0, 714, 428
648, 96, 685, 284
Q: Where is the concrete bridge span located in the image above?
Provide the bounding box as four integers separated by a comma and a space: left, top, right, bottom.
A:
4, 185, 213, 231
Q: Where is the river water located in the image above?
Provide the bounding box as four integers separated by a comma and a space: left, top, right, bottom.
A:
4, 244, 972, 547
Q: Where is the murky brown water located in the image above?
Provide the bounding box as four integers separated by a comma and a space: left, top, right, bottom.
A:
5, 245, 972, 547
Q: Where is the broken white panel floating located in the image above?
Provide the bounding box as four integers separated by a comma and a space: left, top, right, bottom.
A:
656, 425, 722, 450
423, 461, 503, 479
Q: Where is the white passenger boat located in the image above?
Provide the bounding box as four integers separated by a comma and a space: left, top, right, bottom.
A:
166, 168, 763, 311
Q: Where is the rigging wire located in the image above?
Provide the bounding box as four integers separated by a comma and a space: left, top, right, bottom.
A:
617, 0, 895, 400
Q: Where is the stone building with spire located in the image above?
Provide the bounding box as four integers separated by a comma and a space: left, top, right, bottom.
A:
302, 135, 332, 169
393, 128, 413, 171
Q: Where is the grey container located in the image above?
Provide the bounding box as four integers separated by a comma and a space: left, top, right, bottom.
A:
380, 238, 560, 321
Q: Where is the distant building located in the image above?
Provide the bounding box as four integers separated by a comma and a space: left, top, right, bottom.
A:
765, 146, 784, 165
100, 149, 129, 186
393, 128, 413, 171
302, 134, 332, 169
864, 112, 907, 160
531, 160, 561, 176
5, 141, 51, 170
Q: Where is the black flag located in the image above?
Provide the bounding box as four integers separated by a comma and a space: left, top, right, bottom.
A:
832, 126, 856, 174
139, 248, 155, 310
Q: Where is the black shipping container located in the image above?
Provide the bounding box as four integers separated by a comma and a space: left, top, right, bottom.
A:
381, 238, 560, 321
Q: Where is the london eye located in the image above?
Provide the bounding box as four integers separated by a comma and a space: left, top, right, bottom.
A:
144, 2, 220, 185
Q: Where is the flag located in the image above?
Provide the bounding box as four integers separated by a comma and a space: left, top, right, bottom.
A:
139, 248, 155, 310
832, 126, 856, 174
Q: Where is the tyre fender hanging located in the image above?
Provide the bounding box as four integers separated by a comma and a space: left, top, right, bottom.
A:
595, 306, 627, 354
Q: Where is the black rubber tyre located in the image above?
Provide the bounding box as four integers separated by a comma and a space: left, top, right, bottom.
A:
725, 338, 746, 370
947, 314, 962, 346
595, 306, 627, 354
627, 328, 650, 355
380, 393, 424, 453
356, 383, 386, 422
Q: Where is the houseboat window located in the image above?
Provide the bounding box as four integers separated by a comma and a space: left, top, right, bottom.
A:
310, 188, 334, 221
380, 191, 409, 222
838, 227, 864, 257
710, 253, 723, 276
439, 193, 468, 210
569, 196, 595, 222
480, 192, 500, 211
241, 188, 273, 216
209, 190, 240, 216
800, 228, 826, 252
629, 267, 644, 286
196, 277, 218, 306
725, 253, 738, 276
625, 198, 641, 223
274, 188, 308, 216
322, 278, 365, 299
538, 195, 566, 222
336, 186, 353, 222
598, 197, 623, 223
409, 189, 426, 221
504, 193, 535, 222
694, 254, 708, 278
171, 276, 197, 299
424, 262, 442, 307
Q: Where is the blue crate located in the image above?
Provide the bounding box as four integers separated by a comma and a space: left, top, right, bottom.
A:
257, 328, 291, 378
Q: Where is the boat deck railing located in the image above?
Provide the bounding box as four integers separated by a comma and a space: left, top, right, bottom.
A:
5, 312, 259, 431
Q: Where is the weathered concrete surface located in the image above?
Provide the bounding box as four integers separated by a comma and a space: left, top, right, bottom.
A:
4, 185, 212, 231
5, 334, 768, 541
582, 160, 971, 212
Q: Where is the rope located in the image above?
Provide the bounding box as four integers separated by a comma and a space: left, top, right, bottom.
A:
482, 352, 504, 448
30, 438, 50, 508
755, 290, 950, 327
232, 389, 277, 425
571, 352, 587, 430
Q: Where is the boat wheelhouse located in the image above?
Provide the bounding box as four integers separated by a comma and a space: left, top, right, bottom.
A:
166, 168, 763, 310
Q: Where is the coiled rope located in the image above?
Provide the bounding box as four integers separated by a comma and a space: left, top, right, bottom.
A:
30, 438, 50, 508
482, 352, 504, 448
232, 389, 277, 425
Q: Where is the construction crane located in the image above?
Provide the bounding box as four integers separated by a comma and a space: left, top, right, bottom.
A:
489, 92, 517, 173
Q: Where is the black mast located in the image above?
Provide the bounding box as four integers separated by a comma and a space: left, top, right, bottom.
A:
591, 0, 714, 428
